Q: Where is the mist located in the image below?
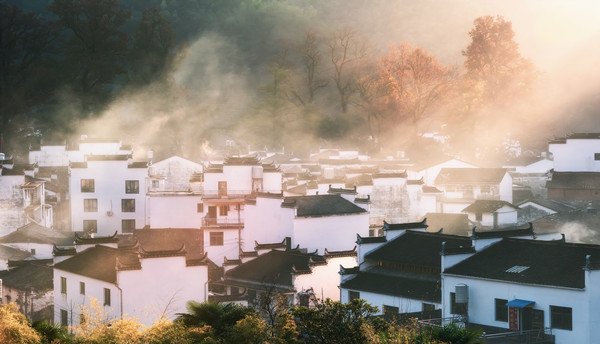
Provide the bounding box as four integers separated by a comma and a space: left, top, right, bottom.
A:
66, 0, 600, 161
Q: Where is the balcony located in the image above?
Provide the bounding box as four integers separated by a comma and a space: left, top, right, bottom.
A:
202, 217, 244, 228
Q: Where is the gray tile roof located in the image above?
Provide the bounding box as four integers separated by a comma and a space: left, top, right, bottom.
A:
435, 168, 507, 185
281, 194, 367, 217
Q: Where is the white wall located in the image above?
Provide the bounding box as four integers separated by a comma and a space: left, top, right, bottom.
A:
340, 287, 438, 315
442, 274, 591, 344
294, 255, 356, 302
263, 172, 282, 193
70, 160, 147, 235
118, 256, 208, 326
293, 214, 369, 254
147, 194, 203, 229
416, 159, 477, 186
29, 145, 70, 167
0, 174, 25, 236
550, 139, 600, 172
242, 197, 294, 252
499, 174, 513, 203
204, 228, 240, 265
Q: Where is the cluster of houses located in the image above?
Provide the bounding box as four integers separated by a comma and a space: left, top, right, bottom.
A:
1, 133, 600, 343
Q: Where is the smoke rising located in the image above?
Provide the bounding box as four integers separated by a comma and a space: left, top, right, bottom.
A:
66, 0, 600, 160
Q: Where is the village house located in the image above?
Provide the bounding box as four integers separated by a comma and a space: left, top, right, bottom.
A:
442, 237, 600, 344
216, 241, 356, 307
434, 168, 513, 214
0, 260, 53, 322
243, 193, 369, 255
0, 222, 75, 260
340, 220, 472, 318
462, 200, 519, 229
53, 235, 210, 327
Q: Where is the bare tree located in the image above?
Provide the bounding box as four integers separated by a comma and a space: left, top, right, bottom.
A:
328, 28, 369, 113
298, 30, 328, 104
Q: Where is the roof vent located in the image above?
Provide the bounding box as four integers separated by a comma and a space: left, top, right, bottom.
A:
506, 265, 530, 273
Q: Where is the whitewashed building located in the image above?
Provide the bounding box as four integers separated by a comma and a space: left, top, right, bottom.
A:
442, 237, 600, 344
53, 242, 210, 327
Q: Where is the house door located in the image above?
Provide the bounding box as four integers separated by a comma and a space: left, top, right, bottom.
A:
208, 206, 217, 225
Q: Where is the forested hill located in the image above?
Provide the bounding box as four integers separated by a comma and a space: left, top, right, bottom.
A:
2, 1, 599, 162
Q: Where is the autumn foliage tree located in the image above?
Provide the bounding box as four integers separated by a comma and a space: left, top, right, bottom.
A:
462, 15, 536, 106
378, 42, 456, 131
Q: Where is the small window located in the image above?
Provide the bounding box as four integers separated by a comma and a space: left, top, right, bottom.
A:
80, 282, 85, 295
83, 199, 98, 212
81, 179, 95, 192
423, 303, 436, 312
450, 292, 467, 315
299, 293, 310, 307
61, 277, 67, 294
61, 309, 68, 327
197, 203, 204, 213
349, 290, 360, 301
83, 220, 97, 233
495, 298, 508, 322
30, 248, 36, 255
151, 180, 159, 188
104, 288, 111, 306
595, 153, 600, 161
550, 305, 572, 330
218, 181, 227, 197
219, 205, 229, 216
383, 305, 399, 317
122, 219, 135, 233
210, 232, 224, 246
125, 180, 139, 194
121, 199, 135, 212
476, 212, 482, 221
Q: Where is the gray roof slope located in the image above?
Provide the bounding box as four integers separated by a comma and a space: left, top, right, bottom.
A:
282, 194, 367, 217
225, 249, 325, 289
0, 245, 31, 260
435, 168, 507, 185
0, 223, 75, 246
0, 261, 53, 290
444, 238, 600, 288
365, 230, 472, 268
54, 245, 134, 283
341, 271, 440, 302
546, 172, 600, 189
462, 200, 519, 213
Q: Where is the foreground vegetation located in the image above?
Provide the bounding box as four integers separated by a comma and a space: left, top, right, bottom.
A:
0, 299, 482, 344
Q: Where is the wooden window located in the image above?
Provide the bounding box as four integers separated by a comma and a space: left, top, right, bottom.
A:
125, 180, 139, 194
218, 181, 227, 197
422, 303, 436, 312
210, 232, 224, 246
495, 298, 508, 322
121, 199, 135, 212
349, 290, 360, 301
151, 180, 159, 188
80, 179, 95, 192
83, 199, 97, 212
80, 282, 85, 295
61, 309, 68, 327
219, 205, 229, 216
122, 219, 135, 233
595, 153, 600, 161
30, 248, 36, 255
61, 277, 67, 294
83, 220, 97, 233
197, 203, 204, 213
450, 292, 467, 315
550, 305, 572, 330
383, 305, 399, 316
104, 288, 111, 306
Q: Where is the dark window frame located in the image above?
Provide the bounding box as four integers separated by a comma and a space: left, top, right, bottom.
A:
104, 288, 111, 306
83, 220, 97, 233
80, 179, 95, 193
83, 199, 98, 212
121, 199, 135, 212
122, 219, 135, 233
197, 203, 204, 213
80, 282, 85, 295
495, 298, 508, 322
125, 180, 139, 194
219, 205, 229, 216
61, 276, 67, 294
550, 305, 572, 331
210, 232, 224, 246
423, 303, 436, 312
349, 290, 360, 301
61, 309, 68, 327
595, 153, 600, 161
450, 292, 467, 315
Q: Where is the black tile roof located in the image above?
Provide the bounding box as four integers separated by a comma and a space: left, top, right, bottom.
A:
444, 238, 600, 288
462, 200, 519, 213
373, 171, 408, 179
1, 168, 24, 176
422, 186, 443, 193
384, 219, 428, 231
0, 261, 53, 291
225, 249, 326, 289
340, 270, 441, 302
356, 234, 387, 245
471, 223, 534, 239
132, 227, 204, 259
516, 198, 576, 213
435, 168, 507, 185
281, 194, 367, 217
0, 223, 75, 246
224, 156, 261, 165
546, 172, 600, 189
0, 245, 30, 260
87, 155, 130, 161
365, 230, 472, 268
54, 245, 129, 283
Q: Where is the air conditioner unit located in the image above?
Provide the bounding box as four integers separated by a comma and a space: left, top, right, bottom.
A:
107, 211, 114, 216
